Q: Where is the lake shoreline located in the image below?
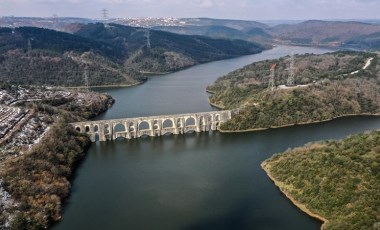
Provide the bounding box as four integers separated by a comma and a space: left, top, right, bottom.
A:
64, 81, 145, 89
219, 113, 380, 133
53, 45, 335, 230
261, 161, 327, 230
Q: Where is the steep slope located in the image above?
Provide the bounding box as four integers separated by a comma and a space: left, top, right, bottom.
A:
208, 51, 380, 131
0, 27, 143, 87
0, 24, 263, 86
75, 23, 264, 72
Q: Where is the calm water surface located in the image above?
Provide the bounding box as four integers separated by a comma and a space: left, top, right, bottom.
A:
53, 46, 380, 230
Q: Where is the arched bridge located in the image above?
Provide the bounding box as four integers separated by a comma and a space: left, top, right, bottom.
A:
71, 110, 233, 142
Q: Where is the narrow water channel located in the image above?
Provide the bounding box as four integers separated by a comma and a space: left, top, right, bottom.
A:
53, 46, 380, 230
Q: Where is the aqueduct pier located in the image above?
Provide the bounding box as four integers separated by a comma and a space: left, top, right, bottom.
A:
71, 110, 233, 142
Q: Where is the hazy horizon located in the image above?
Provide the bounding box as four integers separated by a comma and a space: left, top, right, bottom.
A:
1, 0, 380, 21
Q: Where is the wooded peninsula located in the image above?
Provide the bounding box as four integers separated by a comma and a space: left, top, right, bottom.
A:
208, 51, 380, 131
262, 131, 380, 230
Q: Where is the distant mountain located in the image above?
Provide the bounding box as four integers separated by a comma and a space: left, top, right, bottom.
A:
271, 20, 380, 49
346, 32, 380, 50
152, 18, 272, 45
180, 18, 269, 31
75, 23, 264, 72
3, 17, 380, 50
153, 25, 272, 45
1, 17, 272, 45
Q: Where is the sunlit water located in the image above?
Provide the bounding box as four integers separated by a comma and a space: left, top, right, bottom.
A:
53, 46, 380, 230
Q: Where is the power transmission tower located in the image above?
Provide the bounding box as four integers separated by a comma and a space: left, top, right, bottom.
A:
102, 8, 108, 20
268, 64, 276, 91
102, 8, 110, 28
287, 51, 295, 86
146, 29, 151, 49
84, 65, 90, 92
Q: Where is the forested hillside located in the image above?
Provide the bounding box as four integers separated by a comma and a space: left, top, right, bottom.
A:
75, 23, 264, 72
262, 131, 380, 230
0, 24, 263, 86
271, 20, 380, 49
0, 27, 143, 87
208, 51, 380, 130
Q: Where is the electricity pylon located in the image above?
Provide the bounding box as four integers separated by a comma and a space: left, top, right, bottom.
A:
287, 51, 295, 86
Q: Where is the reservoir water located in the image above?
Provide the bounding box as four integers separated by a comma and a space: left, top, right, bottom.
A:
53, 46, 380, 230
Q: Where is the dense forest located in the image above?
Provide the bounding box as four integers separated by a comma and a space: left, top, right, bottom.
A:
0, 27, 143, 87
262, 131, 380, 230
75, 23, 264, 72
0, 24, 264, 87
0, 49, 144, 87
207, 51, 380, 131
1, 121, 90, 229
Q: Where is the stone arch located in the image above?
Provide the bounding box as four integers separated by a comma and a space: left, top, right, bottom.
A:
162, 129, 173, 136
139, 120, 150, 130
85, 126, 90, 132
94, 125, 99, 132
162, 119, 174, 128
75, 126, 81, 132
185, 117, 195, 126
114, 123, 126, 133
115, 134, 126, 141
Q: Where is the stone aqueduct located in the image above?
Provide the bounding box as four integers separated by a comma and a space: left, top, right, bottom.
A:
71, 110, 233, 142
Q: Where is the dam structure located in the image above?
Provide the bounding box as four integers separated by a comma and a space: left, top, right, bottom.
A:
71, 110, 233, 142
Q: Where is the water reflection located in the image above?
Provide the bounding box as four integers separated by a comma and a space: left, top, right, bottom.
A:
54, 46, 352, 230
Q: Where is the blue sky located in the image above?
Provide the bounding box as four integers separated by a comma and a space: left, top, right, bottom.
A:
0, 0, 379, 20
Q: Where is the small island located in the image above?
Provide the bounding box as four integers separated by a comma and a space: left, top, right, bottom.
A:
208, 51, 379, 131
